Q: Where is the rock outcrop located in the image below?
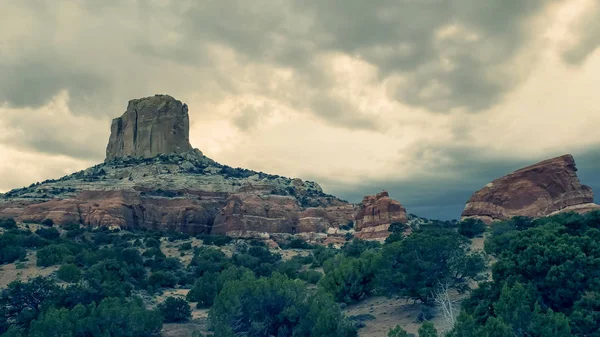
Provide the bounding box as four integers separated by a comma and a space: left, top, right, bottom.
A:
354, 191, 408, 240
106, 95, 193, 161
0, 94, 357, 243
462, 154, 600, 223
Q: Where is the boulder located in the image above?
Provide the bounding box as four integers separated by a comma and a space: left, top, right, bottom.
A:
106, 94, 193, 161
354, 191, 408, 240
461, 154, 600, 223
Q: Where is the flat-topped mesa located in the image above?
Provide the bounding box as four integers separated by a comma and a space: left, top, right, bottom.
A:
106, 94, 193, 161
354, 191, 408, 240
462, 154, 600, 223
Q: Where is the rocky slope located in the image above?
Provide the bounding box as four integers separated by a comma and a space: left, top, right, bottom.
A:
0, 95, 355, 242
354, 191, 408, 240
461, 154, 600, 223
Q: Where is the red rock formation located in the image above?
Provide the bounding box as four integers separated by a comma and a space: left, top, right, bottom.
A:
354, 191, 408, 240
211, 193, 355, 237
0, 94, 356, 240
462, 154, 600, 223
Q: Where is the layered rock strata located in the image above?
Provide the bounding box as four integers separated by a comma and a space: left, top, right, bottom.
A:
354, 191, 408, 240
461, 154, 600, 223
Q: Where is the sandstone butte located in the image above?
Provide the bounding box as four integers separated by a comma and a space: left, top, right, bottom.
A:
461, 154, 600, 223
354, 191, 408, 240
0, 94, 410, 245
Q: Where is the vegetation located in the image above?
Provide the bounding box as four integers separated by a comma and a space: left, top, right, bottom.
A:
13, 211, 595, 336
449, 212, 600, 337
210, 273, 357, 337
457, 218, 486, 238
158, 297, 192, 323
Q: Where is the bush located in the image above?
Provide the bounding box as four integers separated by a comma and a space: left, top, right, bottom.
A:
281, 238, 314, 250
179, 242, 193, 251
37, 244, 74, 267
0, 218, 17, 229
299, 270, 323, 284
148, 271, 178, 289
36, 227, 60, 240
388, 325, 408, 337
159, 297, 192, 323
57, 264, 82, 283
418, 322, 437, 337
319, 252, 380, 303
0, 246, 26, 264
145, 237, 161, 248
210, 273, 356, 337
187, 271, 219, 308
458, 218, 486, 238
28, 297, 162, 337
41, 218, 54, 227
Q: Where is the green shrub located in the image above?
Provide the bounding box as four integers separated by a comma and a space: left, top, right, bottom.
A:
388, 325, 408, 337
36, 227, 60, 240
187, 271, 219, 308
0, 218, 17, 229
41, 219, 54, 227
210, 273, 356, 337
37, 244, 74, 267
179, 242, 193, 251
57, 264, 82, 283
159, 297, 191, 323
319, 253, 380, 303
299, 270, 323, 284
418, 322, 437, 337
145, 237, 161, 248
0, 246, 26, 264
458, 218, 486, 238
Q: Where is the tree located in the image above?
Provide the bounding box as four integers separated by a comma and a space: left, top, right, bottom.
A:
379, 230, 485, 304
27, 297, 162, 337
35, 228, 60, 240
0, 218, 17, 229
388, 325, 408, 337
418, 321, 438, 337
457, 218, 486, 238
318, 252, 380, 303
209, 273, 356, 337
158, 297, 192, 323
187, 271, 219, 308
0, 277, 61, 334
56, 264, 82, 283
40, 219, 54, 227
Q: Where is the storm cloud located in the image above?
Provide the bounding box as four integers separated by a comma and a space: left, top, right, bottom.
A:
1, 0, 600, 219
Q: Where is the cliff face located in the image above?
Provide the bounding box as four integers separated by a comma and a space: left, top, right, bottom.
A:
462, 154, 600, 223
354, 191, 408, 240
106, 95, 193, 161
0, 95, 356, 243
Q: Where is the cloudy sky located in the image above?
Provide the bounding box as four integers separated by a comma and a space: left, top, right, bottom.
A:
1, 0, 599, 219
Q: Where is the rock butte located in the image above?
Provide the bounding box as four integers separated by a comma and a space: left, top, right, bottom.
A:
461, 154, 600, 223
106, 95, 193, 161
0, 94, 408, 244
354, 191, 408, 240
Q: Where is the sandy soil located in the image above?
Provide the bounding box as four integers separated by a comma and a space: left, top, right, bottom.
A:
0, 250, 58, 288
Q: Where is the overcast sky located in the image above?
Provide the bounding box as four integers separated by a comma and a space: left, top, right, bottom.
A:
1, 0, 599, 219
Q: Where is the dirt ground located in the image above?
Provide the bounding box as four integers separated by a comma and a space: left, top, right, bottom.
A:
0, 250, 58, 288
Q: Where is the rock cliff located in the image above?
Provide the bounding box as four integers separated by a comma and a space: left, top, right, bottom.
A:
106, 95, 193, 161
354, 191, 408, 240
0, 95, 357, 243
461, 154, 600, 223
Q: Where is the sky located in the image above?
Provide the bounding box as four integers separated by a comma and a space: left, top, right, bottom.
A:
1, 0, 600, 220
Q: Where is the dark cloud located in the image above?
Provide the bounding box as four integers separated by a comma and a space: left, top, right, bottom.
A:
318, 146, 600, 220
0, 0, 585, 129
